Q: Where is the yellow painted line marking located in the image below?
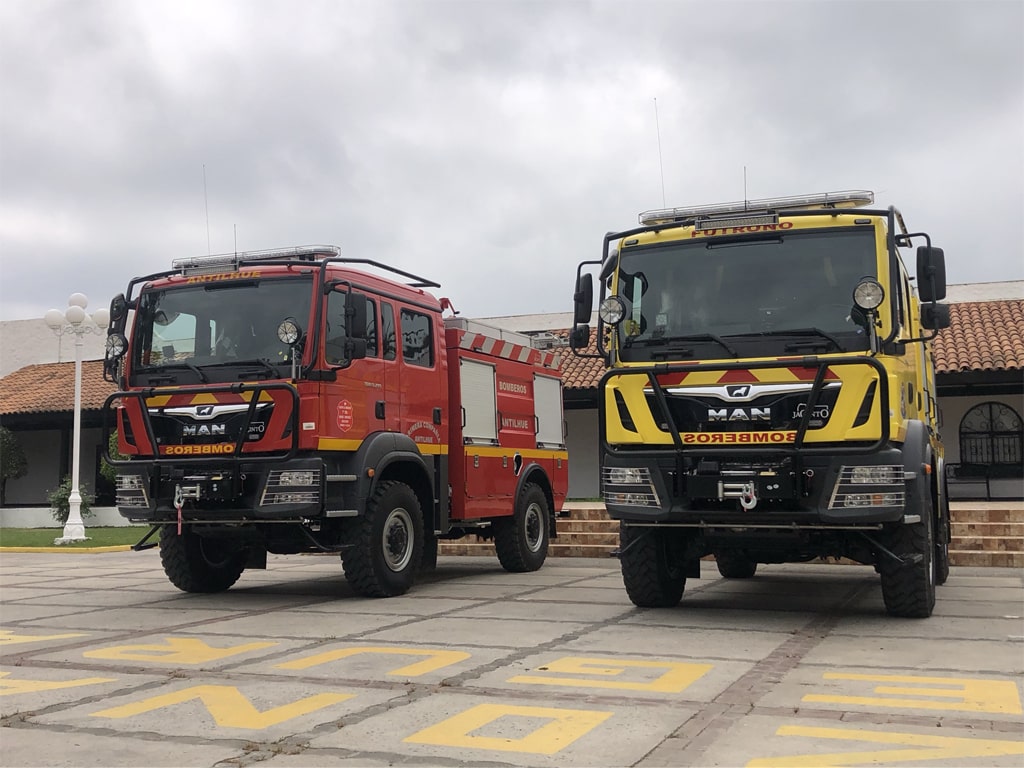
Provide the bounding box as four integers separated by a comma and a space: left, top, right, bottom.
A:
804, 672, 1023, 715
276, 646, 470, 676
509, 656, 712, 693
747, 724, 1024, 767
0, 630, 87, 645
0, 670, 115, 695
91, 684, 353, 729
405, 702, 611, 755
84, 637, 277, 665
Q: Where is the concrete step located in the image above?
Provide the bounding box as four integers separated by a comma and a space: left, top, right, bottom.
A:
949, 550, 1024, 568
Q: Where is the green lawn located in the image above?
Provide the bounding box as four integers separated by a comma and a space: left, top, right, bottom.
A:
0, 526, 154, 548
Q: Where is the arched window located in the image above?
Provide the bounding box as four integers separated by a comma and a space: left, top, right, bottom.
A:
959, 402, 1023, 469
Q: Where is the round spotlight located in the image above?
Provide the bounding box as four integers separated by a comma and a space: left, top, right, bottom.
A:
599, 296, 626, 325
853, 279, 885, 311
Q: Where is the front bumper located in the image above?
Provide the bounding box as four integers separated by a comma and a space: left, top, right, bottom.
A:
602, 446, 913, 527
115, 457, 326, 523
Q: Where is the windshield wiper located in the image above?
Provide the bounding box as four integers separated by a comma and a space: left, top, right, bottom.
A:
203, 357, 282, 378
758, 328, 846, 353
659, 333, 739, 357
145, 361, 209, 383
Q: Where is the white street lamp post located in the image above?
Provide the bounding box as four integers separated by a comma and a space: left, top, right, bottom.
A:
45, 294, 109, 544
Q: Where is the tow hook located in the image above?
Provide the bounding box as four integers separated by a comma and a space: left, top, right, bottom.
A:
719, 481, 759, 510
740, 484, 758, 511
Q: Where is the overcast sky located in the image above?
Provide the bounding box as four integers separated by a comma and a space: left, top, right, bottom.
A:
1, 0, 1021, 324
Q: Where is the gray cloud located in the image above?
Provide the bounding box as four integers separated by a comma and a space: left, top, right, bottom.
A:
1, 0, 1021, 322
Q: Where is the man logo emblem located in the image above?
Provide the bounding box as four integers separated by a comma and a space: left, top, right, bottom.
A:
726, 385, 751, 399
195, 405, 215, 417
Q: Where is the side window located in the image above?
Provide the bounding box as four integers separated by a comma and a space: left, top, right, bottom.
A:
381, 302, 396, 361
325, 292, 377, 364
400, 308, 434, 367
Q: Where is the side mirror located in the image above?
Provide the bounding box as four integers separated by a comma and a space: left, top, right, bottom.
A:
916, 246, 947, 302
921, 302, 950, 331
346, 292, 369, 340
573, 273, 593, 325
108, 293, 128, 334
346, 338, 368, 360
570, 324, 591, 351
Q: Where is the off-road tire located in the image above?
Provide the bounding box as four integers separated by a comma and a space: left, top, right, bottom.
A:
879, 502, 936, 618
419, 532, 438, 574
342, 480, 423, 597
494, 482, 549, 573
714, 550, 758, 579
159, 525, 247, 593
619, 524, 687, 608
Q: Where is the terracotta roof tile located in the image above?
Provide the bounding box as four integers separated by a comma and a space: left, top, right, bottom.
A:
558, 328, 605, 391
933, 300, 1023, 373
0, 360, 115, 416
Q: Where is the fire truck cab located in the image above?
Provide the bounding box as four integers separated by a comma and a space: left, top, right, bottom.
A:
103, 246, 568, 597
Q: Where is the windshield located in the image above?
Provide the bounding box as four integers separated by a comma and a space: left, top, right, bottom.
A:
614, 228, 878, 361
132, 277, 313, 381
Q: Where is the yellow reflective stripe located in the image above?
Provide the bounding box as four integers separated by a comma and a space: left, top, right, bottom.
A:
465, 446, 568, 461
316, 438, 449, 456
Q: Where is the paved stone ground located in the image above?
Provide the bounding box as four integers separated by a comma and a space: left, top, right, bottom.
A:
1, 551, 1022, 767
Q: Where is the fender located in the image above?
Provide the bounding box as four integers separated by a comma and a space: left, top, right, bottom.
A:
901, 420, 933, 519
351, 431, 435, 509
514, 462, 557, 537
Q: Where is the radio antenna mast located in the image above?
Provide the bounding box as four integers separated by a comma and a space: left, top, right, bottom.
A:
743, 166, 748, 209
203, 164, 211, 254
654, 97, 666, 206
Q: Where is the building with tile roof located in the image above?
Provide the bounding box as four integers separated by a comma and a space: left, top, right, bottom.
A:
1, 284, 1021, 511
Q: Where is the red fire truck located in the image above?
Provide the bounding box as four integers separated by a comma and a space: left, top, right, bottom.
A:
101, 245, 568, 597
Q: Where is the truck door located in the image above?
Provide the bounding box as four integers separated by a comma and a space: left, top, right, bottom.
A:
397, 306, 444, 449
322, 292, 394, 443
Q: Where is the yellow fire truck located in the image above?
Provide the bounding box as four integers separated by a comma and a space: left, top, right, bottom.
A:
570, 191, 951, 617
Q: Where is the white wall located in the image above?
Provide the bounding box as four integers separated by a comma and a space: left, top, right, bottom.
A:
565, 408, 599, 498
2, 426, 104, 506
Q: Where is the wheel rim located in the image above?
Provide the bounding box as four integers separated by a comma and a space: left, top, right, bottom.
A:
382, 507, 414, 572
524, 502, 544, 553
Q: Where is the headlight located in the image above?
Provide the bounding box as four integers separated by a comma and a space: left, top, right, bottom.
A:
599, 297, 626, 325
853, 279, 885, 310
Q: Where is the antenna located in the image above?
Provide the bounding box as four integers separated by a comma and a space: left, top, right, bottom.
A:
203, 164, 211, 254
654, 97, 666, 206
743, 165, 748, 208
234, 224, 237, 256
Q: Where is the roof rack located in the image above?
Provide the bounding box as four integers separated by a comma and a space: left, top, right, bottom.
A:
639, 190, 875, 226
169, 245, 439, 288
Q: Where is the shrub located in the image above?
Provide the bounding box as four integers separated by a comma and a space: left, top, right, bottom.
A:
0, 426, 28, 505
100, 430, 126, 486
48, 477, 95, 524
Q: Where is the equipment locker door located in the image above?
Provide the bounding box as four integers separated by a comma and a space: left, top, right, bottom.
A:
534, 374, 564, 447
460, 357, 500, 506
460, 358, 497, 444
